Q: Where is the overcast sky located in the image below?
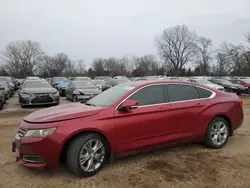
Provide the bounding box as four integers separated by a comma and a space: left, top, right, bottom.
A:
0, 0, 249, 67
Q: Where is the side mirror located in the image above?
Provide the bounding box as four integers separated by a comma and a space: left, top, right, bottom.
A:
118, 100, 138, 111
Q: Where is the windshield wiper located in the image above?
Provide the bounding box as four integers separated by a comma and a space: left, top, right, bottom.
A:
84, 102, 96, 106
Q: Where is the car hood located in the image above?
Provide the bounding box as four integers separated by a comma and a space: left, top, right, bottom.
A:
77, 88, 101, 94
204, 83, 223, 89
23, 103, 103, 123
23, 88, 57, 94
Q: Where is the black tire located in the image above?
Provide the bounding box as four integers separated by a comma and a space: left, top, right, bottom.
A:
73, 95, 78, 103
0, 100, 3, 110
236, 91, 241, 96
66, 133, 109, 177
204, 117, 230, 149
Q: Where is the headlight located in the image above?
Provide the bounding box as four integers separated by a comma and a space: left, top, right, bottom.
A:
52, 91, 59, 95
24, 128, 56, 138
73, 90, 81, 94
20, 92, 32, 97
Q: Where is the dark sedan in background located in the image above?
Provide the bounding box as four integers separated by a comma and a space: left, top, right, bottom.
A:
19, 80, 60, 107
102, 79, 130, 91
208, 79, 247, 95
229, 79, 250, 94
65, 80, 101, 102
50, 77, 66, 89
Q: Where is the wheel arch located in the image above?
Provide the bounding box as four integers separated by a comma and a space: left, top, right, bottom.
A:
59, 129, 111, 163
211, 114, 233, 136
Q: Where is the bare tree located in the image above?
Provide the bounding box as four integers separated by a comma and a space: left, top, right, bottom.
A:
1, 40, 44, 78
52, 53, 71, 76
215, 53, 231, 76
219, 42, 243, 75
195, 36, 213, 75
156, 25, 197, 75
133, 54, 159, 76
246, 33, 250, 45
76, 59, 86, 75
92, 58, 106, 76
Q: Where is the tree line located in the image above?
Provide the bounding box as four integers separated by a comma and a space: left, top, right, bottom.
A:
0, 25, 249, 78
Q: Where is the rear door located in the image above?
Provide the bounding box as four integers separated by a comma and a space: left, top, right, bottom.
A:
165, 84, 211, 141
114, 84, 171, 154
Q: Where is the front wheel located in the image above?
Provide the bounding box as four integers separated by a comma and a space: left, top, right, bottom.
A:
204, 117, 230, 149
73, 95, 78, 103
66, 133, 109, 177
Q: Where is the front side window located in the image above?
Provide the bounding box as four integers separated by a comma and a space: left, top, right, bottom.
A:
128, 85, 165, 106
167, 84, 199, 102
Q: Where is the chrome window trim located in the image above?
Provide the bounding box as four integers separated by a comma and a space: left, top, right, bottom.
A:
115, 83, 216, 111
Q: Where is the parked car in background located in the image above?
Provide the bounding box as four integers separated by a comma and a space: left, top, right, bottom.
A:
188, 79, 225, 91
19, 80, 60, 107
102, 79, 130, 91
26, 76, 40, 80
208, 79, 247, 95
74, 77, 91, 81
113, 76, 130, 80
229, 79, 250, 94
92, 80, 106, 90
94, 76, 112, 81
65, 80, 101, 102
58, 79, 70, 97
0, 85, 6, 110
0, 81, 11, 100
12, 80, 244, 177
0, 76, 15, 97
50, 77, 67, 88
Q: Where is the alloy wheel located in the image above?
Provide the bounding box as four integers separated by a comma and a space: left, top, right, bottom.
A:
210, 121, 228, 146
78, 139, 105, 172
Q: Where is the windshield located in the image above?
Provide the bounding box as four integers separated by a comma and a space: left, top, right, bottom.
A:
54, 77, 66, 82
198, 79, 213, 85
74, 81, 96, 88
219, 79, 233, 85
117, 79, 129, 84
23, 81, 52, 88
93, 80, 105, 85
86, 85, 135, 107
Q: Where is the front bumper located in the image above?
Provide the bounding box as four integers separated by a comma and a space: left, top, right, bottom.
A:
19, 94, 60, 106
12, 133, 62, 169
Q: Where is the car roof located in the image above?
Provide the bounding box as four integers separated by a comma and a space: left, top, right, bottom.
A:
120, 80, 202, 87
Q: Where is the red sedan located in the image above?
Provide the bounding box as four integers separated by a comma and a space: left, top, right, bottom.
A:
12, 81, 244, 177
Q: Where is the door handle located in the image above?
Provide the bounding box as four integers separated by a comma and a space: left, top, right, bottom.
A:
157, 107, 169, 112
196, 103, 205, 107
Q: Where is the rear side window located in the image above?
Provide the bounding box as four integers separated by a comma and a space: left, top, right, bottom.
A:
167, 84, 199, 102
196, 87, 212, 98
128, 85, 165, 106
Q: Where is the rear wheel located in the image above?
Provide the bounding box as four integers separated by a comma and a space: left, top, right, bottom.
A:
66, 133, 109, 177
204, 117, 229, 149
236, 91, 241, 95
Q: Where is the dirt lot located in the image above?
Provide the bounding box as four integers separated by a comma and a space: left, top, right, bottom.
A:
0, 95, 250, 188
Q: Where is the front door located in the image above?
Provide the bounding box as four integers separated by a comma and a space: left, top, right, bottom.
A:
114, 84, 171, 154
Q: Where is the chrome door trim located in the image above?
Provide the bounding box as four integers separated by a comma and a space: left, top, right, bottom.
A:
115, 83, 216, 111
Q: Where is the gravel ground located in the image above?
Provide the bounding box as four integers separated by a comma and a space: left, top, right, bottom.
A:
0, 95, 250, 188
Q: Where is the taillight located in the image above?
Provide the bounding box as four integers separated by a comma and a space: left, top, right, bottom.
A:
240, 100, 243, 107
